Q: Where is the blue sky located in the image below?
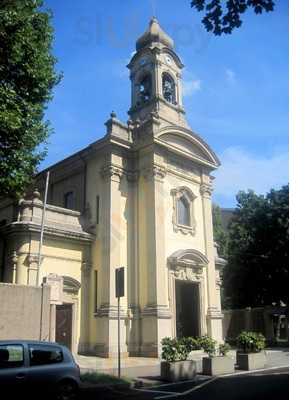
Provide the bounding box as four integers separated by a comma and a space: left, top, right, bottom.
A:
42, 0, 289, 207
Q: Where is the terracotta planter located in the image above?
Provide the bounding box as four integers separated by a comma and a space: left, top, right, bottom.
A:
161, 360, 197, 382
236, 351, 266, 370
202, 356, 235, 376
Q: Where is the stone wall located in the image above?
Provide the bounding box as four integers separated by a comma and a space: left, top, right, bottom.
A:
0, 283, 51, 341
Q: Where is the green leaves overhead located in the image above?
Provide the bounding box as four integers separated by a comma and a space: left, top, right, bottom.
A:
191, 0, 275, 35
0, 0, 61, 198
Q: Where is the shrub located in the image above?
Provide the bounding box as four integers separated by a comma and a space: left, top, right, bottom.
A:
81, 372, 131, 385
179, 337, 202, 352
237, 331, 266, 353
161, 337, 188, 362
219, 343, 231, 356
199, 335, 217, 357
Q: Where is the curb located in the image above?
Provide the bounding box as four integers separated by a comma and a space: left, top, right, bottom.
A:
220, 363, 289, 378
81, 381, 133, 391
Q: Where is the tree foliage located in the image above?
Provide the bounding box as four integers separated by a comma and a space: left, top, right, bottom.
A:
191, 0, 275, 35
0, 0, 61, 198
212, 203, 228, 258
223, 186, 289, 308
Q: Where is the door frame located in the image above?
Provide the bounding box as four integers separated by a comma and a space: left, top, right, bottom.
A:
169, 271, 206, 338
56, 303, 73, 350
175, 279, 201, 338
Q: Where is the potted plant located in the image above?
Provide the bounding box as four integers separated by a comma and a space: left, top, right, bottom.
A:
160, 337, 197, 382
180, 337, 204, 373
202, 336, 235, 376
236, 331, 266, 370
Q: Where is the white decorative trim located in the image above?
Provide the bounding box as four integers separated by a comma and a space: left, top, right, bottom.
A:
171, 186, 196, 235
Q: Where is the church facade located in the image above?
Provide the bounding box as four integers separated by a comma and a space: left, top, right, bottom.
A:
0, 18, 224, 357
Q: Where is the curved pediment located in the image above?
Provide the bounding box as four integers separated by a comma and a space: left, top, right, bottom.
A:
168, 249, 209, 267
63, 276, 81, 293
156, 127, 220, 168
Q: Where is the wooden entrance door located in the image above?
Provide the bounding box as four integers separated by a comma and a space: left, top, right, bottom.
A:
56, 304, 73, 350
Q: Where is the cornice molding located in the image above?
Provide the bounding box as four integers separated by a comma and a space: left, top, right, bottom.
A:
141, 305, 172, 319
100, 164, 139, 183
143, 164, 167, 181
100, 164, 124, 182
1, 222, 94, 243
95, 305, 127, 319
207, 307, 224, 320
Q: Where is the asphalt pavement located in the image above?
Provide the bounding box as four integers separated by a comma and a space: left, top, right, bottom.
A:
88, 366, 289, 400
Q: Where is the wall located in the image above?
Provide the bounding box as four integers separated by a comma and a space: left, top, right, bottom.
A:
0, 283, 51, 341
223, 308, 277, 342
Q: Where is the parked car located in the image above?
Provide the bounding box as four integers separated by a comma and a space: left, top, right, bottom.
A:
0, 340, 80, 400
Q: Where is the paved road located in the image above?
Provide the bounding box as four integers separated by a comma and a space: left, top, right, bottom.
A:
91, 367, 289, 400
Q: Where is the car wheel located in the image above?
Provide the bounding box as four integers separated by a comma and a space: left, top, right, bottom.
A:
56, 380, 78, 400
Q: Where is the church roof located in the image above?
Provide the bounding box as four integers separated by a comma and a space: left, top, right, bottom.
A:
136, 17, 174, 51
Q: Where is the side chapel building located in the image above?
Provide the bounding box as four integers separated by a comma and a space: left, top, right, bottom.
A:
0, 19, 224, 357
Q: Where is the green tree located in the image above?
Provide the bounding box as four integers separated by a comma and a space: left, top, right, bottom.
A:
191, 0, 275, 35
223, 186, 289, 308
212, 203, 228, 258
0, 0, 61, 198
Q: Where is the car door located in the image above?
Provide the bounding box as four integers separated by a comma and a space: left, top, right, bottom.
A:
0, 343, 28, 389
26, 343, 65, 394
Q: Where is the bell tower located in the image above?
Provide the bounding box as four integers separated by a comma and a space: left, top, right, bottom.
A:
127, 18, 188, 128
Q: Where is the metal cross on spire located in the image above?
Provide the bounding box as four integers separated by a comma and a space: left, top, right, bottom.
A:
150, 0, 157, 19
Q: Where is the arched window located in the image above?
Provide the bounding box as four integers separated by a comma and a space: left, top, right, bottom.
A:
171, 187, 196, 235
162, 73, 176, 104
177, 195, 190, 226
138, 74, 152, 104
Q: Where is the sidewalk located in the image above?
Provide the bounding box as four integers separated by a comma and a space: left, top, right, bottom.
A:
75, 348, 289, 379
76, 354, 161, 378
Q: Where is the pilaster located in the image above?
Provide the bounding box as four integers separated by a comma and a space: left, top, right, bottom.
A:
79, 260, 92, 353
27, 255, 42, 286
200, 179, 223, 342
95, 162, 128, 357
140, 162, 172, 357
8, 251, 18, 284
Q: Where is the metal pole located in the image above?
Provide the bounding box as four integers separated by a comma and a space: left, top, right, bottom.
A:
118, 296, 121, 378
36, 171, 50, 286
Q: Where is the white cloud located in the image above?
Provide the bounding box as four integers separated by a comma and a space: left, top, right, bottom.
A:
183, 79, 201, 97
214, 146, 289, 200
225, 68, 236, 84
